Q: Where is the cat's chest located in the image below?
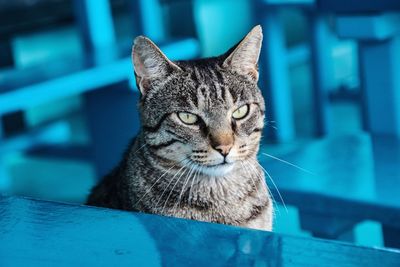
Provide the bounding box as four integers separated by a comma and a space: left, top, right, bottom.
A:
169, 188, 267, 225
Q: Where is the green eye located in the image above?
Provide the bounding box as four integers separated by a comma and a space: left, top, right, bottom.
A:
232, 105, 249, 120
178, 112, 198, 125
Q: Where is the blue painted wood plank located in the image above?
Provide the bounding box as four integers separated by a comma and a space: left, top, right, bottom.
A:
1, 195, 399, 266
0, 57, 132, 115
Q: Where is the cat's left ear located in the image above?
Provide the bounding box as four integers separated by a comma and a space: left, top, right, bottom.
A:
222, 25, 263, 81
132, 36, 182, 95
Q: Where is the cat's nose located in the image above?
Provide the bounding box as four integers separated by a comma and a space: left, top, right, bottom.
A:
210, 132, 234, 157
214, 144, 233, 157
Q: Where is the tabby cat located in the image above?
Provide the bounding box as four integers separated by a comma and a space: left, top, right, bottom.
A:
87, 25, 273, 231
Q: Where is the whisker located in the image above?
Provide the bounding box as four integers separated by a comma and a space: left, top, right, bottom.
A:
269, 125, 278, 130
135, 157, 187, 206
246, 161, 280, 218
154, 164, 186, 207
173, 163, 196, 212
188, 167, 200, 205
132, 143, 147, 154
254, 159, 288, 213
261, 152, 315, 175
240, 162, 262, 200
161, 165, 190, 214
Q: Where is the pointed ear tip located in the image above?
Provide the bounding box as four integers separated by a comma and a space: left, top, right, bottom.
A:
132, 36, 152, 50
252, 25, 263, 36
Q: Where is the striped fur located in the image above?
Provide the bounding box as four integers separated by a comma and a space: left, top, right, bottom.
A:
87, 26, 273, 231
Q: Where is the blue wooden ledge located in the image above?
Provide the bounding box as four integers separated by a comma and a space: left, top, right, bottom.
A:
1, 195, 400, 266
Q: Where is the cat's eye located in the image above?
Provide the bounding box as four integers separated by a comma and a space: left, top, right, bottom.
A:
232, 105, 249, 120
178, 112, 198, 125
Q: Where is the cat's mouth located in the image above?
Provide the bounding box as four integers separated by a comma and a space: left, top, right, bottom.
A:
191, 161, 235, 177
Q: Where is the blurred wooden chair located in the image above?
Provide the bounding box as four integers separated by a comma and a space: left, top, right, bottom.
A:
0, 0, 200, 195
255, 0, 400, 247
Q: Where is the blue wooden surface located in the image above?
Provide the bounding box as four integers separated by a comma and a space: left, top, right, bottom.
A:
259, 133, 400, 245
1, 195, 400, 267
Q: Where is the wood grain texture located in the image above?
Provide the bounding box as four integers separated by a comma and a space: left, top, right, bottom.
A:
1, 195, 399, 266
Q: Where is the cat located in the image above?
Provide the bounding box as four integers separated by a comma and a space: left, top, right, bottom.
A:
87, 25, 273, 231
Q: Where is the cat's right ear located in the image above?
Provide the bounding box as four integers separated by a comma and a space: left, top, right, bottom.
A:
222, 25, 263, 82
132, 36, 182, 95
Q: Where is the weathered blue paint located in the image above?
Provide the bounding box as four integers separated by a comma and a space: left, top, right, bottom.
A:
259, 133, 400, 246
1, 195, 399, 266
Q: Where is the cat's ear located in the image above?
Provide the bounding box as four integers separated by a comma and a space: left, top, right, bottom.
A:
222, 25, 263, 81
132, 36, 182, 95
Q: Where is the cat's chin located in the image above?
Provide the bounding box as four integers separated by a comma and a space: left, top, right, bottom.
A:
195, 163, 235, 177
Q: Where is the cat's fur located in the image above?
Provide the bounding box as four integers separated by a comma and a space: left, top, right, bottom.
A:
87, 26, 273, 231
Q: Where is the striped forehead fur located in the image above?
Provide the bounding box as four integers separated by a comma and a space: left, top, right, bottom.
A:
140, 57, 264, 129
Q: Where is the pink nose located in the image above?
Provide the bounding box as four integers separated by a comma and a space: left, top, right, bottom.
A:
210, 132, 234, 156
214, 144, 233, 156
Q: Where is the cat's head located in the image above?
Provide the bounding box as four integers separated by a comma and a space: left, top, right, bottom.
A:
132, 26, 265, 177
